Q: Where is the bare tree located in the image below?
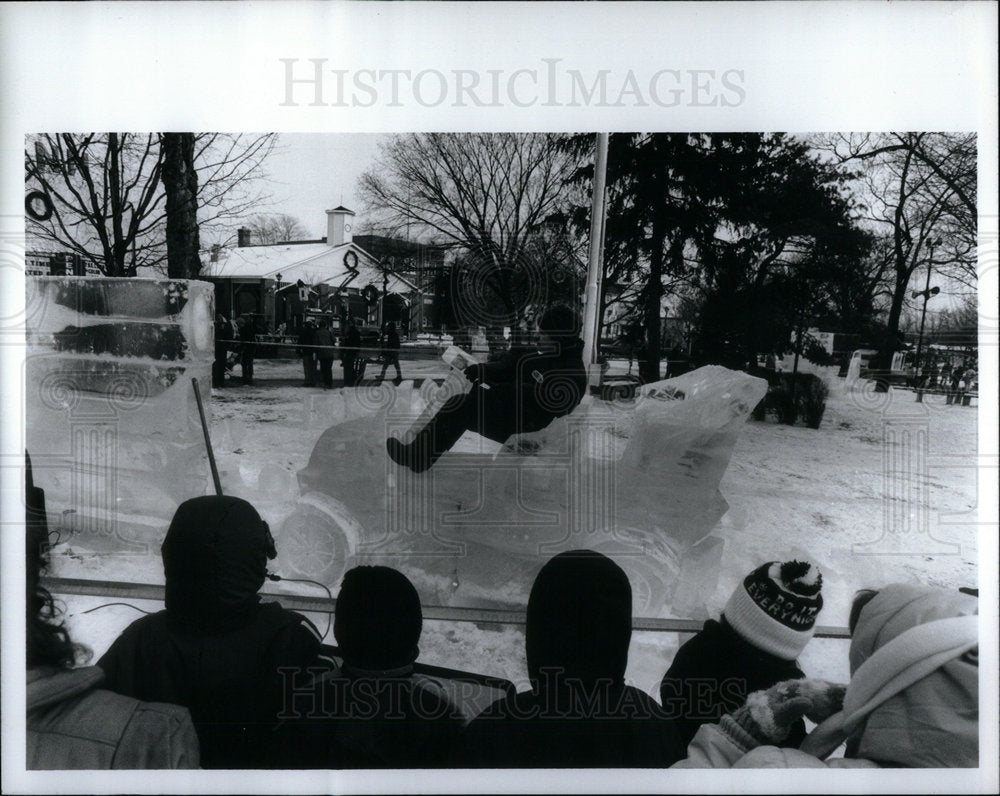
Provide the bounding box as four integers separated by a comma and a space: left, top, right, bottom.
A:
25, 133, 275, 276
824, 133, 977, 374
245, 213, 309, 245
358, 133, 576, 326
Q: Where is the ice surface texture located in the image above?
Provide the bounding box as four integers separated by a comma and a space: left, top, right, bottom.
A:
285, 365, 766, 615
25, 277, 214, 550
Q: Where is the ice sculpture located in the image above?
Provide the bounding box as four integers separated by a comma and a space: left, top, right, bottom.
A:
280, 365, 767, 616
25, 277, 214, 552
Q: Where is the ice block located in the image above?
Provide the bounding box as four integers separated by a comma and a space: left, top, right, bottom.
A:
25, 277, 215, 552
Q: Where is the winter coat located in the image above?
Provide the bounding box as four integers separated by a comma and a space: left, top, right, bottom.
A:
341, 326, 361, 362
28, 665, 199, 770
675, 583, 978, 769
461, 337, 587, 443
384, 328, 401, 351
267, 663, 465, 768
660, 617, 807, 749
98, 496, 324, 769
238, 320, 256, 354
460, 551, 686, 767
313, 327, 336, 360
460, 683, 684, 768
297, 324, 315, 357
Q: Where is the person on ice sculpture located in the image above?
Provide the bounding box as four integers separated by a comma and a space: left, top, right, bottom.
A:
386, 303, 587, 473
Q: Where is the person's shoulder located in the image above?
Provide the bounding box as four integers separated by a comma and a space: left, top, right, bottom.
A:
256, 604, 325, 649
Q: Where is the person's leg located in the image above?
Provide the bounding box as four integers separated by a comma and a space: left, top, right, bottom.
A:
323, 358, 334, 388
386, 389, 479, 472
392, 355, 402, 380
302, 355, 314, 386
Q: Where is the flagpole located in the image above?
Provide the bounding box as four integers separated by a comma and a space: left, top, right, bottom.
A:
581, 132, 609, 389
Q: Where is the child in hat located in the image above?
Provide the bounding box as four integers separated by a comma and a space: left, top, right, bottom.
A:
660, 560, 824, 748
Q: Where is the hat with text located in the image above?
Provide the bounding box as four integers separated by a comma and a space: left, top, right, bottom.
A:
723, 560, 824, 660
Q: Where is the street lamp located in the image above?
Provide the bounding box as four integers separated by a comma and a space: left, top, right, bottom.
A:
912, 237, 942, 402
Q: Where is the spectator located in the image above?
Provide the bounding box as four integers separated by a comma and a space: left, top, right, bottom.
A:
314, 317, 336, 390
26, 455, 199, 770
97, 496, 324, 769
378, 321, 403, 384
386, 304, 586, 473
341, 317, 362, 387
213, 314, 233, 388
296, 319, 318, 387
676, 583, 978, 768
460, 550, 686, 767
268, 566, 463, 768
238, 315, 256, 387
660, 560, 823, 749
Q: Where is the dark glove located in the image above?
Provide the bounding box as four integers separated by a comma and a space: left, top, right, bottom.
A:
463, 363, 485, 384
729, 679, 846, 746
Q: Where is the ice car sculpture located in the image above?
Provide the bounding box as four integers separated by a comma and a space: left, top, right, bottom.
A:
281, 365, 767, 616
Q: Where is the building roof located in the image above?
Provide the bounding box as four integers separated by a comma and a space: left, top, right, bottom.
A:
203, 240, 418, 294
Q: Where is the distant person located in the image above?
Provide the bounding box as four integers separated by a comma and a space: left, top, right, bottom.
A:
386, 304, 586, 473
268, 566, 463, 768
297, 319, 318, 387
948, 366, 963, 406
460, 550, 687, 767
378, 321, 403, 384
314, 317, 337, 390
341, 317, 362, 387
98, 496, 324, 769
238, 315, 256, 386
26, 455, 199, 770
213, 314, 233, 388
660, 560, 824, 749
676, 582, 978, 769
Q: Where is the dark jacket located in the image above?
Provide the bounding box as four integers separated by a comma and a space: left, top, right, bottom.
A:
268, 664, 464, 768
462, 337, 587, 443
383, 328, 400, 352
297, 324, 315, 356
238, 320, 256, 356
98, 496, 323, 769
314, 327, 336, 360
28, 666, 200, 769
659, 617, 806, 749
342, 326, 361, 361
461, 551, 686, 768
215, 319, 233, 357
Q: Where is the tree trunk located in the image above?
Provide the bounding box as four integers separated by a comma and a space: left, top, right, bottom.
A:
161, 133, 202, 279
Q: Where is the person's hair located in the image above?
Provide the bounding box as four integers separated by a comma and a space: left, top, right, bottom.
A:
848, 589, 881, 635
538, 303, 581, 341
27, 522, 89, 669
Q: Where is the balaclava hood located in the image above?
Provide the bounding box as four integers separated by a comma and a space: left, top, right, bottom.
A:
161, 496, 272, 630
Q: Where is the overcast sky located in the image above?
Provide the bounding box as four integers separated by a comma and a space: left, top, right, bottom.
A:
252, 132, 389, 238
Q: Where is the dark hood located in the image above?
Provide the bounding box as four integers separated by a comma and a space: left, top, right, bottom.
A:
161, 496, 270, 630
526, 550, 632, 689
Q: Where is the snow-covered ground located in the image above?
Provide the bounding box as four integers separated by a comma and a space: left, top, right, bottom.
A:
50, 357, 978, 697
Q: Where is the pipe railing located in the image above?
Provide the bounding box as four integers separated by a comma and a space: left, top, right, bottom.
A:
43, 575, 851, 638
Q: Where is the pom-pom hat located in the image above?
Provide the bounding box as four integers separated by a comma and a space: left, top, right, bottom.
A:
723, 560, 824, 660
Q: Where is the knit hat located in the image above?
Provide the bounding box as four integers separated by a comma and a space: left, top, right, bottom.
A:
723, 560, 823, 660
334, 566, 422, 671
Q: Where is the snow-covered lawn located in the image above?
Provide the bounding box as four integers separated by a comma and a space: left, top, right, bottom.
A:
52, 357, 978, 695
